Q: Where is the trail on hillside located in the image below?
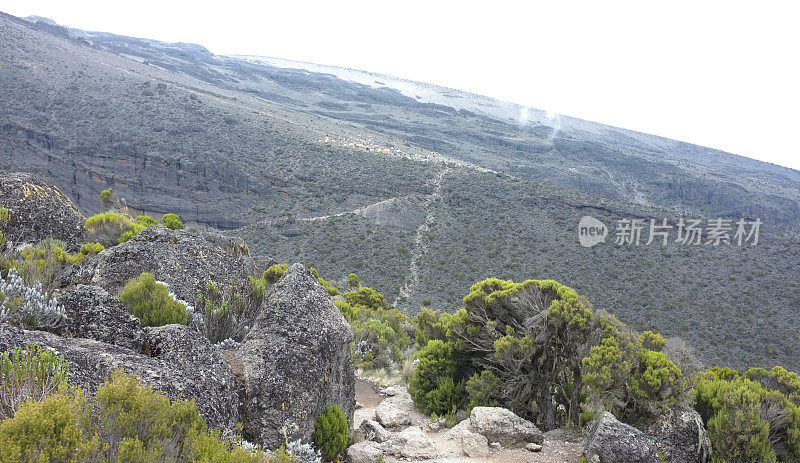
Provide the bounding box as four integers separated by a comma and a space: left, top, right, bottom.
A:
298, 197, 405, 222
392, 167, 449, 308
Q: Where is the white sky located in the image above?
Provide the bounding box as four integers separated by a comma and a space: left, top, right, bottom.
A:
3, 1, 799, 170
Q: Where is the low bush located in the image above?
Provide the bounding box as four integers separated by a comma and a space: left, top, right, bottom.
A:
312, 404, 348, 462
195, 277, 267, 343
264, 263, 288, 283
79, 242, 105, 255
0, 269, 67, 332
695, 368, 800, 463
119, 272, 187, 326
0, 371, 267, 462
85, 212, 132, 247
0, 344, 69, 420
161, 213, 184, 230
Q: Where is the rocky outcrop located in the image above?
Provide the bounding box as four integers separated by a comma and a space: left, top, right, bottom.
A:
56, 284, 144, 351
446, 420, 490, 457
235, 263, 355, 448
643, 406, 711, 463
469, 406, 544, 446
584, 412, 660, 463
0, 172, 87, 249
0, 323, 239, 430
91, 224, 263, 301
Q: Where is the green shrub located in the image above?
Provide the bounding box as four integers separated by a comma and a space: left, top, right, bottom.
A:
135, 215, 159, 227
195, 278, 266, 343
118, 221, 146, 243
465, 370, 501, 412
0, 230, 5, 250
100, 188, 120, 210
0, 371, 265, 462
409, 339, 462, 415
0, 388, 102, 462
85, 212, 131, 247
0, 206, 10, 228
79, 242, 105, 255
312, 404, 348, 462
695, 370, 800, 462
11, 239, 77, 290
264, 263, 288, 283
161, 213, 184, 230
119, 272, 187, 326
347, 273, 359, 288
0, 345, 69, 420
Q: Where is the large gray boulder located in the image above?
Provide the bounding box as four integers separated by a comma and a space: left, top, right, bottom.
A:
0, 323, 240, 430
0, 172, 87, 249
469, 406, 544, 445
643, 407, 711, 463
91, 224, 269, 302
376, 387, 416, 428
584, 412, 660, 463
235, 263, 355, 448
57, 284, 144, 352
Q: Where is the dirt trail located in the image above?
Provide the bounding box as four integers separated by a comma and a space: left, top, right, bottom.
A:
392, 167, 448, 307
354, 378, 584, 463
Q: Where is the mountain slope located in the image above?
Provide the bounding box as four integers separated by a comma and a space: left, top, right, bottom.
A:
1, 12, 799, 370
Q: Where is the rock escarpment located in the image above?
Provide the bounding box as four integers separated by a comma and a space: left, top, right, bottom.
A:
0, 172, 87, 249
90, 224, 266, 302
236, 263, 355, 448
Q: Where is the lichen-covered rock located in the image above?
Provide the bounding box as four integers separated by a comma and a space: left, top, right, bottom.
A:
643, 406, 711, 463
469, 406, 544, 445
359, 419, 391, 443
584, 412, 660, 463
91, 224, 257, 302
0, 172, 87, 249
235, 263, 354, 448
56, 284, 144, 351
0, 323, 240, 430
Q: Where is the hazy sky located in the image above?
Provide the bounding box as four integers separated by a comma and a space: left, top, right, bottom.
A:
3, 1, 799, 170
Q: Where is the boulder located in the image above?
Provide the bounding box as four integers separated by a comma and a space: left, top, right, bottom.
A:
141, 324, 240, 428
394, 428, 438, 460
346, 441, 384, 463
376, 392, 416, 428
90, 224, 259, 302
584, 412, 660, 463
0, 324, 240, 430
447, 426, 490, 458
359, 419, 391, 443
0, 172, 87, 249
643, 406, 711, 463
235, 264, 354, 448
56, 284, 144, 351
469, 406, 544, 445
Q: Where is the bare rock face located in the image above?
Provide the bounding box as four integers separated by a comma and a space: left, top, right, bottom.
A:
469, 406, 544, 446
584, 412, 660, 463
56, 284, 144, 352
236, 263, 355, 448
91, 224, 264, 302
642, 406, 711, 463
0, 172, 87, 249
0, 323, 240, 430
